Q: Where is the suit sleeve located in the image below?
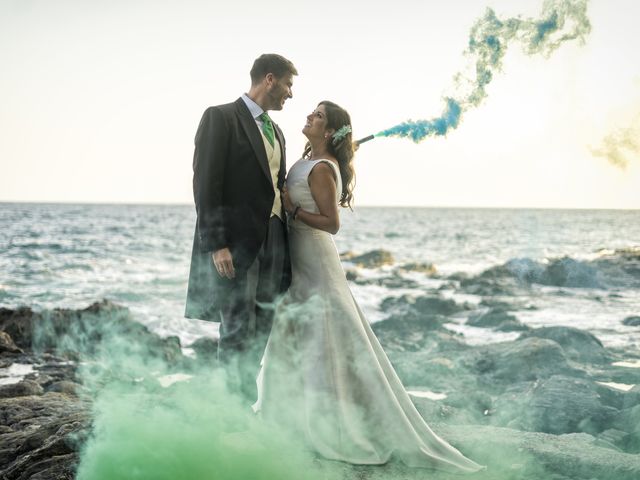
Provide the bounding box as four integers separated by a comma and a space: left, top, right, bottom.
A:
193, 106, 229, 253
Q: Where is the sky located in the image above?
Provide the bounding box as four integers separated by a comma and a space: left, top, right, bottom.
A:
0, 0, 639, 209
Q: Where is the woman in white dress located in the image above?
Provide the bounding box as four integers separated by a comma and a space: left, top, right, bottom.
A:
253, 101, 486, 474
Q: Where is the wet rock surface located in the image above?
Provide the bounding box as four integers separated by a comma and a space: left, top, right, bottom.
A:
0, 300, 192, 480
623, 316, 640, 326
453, 248, 640, 294
518, 326, 612, 364
395, 262, 438, 276
340, 249, 395, 268
372, 293, 640, 467
2, 299, 640, 479
466, 308, 531, 332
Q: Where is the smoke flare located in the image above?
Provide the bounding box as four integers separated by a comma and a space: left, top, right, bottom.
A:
376, 0, 591, 143
590, 115, 640, 169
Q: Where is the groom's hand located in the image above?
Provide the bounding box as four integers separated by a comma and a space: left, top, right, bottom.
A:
212, 248, 235, 279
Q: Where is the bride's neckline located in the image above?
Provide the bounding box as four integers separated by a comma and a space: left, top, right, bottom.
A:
306, 157, 338, 165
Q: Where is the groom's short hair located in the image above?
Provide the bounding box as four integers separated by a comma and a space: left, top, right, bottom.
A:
250, 54, 298, 84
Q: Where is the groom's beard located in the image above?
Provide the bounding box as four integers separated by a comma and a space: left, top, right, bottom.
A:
267, 88, 287, 111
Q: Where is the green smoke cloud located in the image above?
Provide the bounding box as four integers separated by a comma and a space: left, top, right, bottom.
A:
29, 299, 638, 479
590, 114, 640, 169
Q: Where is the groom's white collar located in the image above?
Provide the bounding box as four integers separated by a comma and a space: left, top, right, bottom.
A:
241, 94, 264, 120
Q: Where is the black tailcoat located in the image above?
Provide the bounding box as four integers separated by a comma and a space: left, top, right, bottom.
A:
185, 98, 291, 320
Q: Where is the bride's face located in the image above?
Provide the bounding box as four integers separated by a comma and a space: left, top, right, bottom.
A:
302, 105, 333, 141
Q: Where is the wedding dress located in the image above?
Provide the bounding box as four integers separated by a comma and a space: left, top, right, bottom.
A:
253, 158, 485, 474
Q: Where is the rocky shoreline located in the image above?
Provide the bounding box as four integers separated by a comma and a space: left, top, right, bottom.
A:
1, 298, 640, 479
0, 301, 188, 480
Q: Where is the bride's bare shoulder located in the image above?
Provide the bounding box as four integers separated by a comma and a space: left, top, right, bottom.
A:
309, 160, 338, 182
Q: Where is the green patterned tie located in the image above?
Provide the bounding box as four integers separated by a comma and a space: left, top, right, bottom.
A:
259, 112, 275, 147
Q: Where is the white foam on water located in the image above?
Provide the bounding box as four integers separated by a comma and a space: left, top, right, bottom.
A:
0, 363, 35, 385
612, 359, 640, 368
596, 381, 635, 392
443, 322, 520, 346
436, 261, 494, 276
157, 373, 194, 388
5, 205, 640, 358
348, 284, 405, 324
439, 289, 482, 306
407, 390, 448, 400
182, 347, 197, 359
398, 271, 446, 290
139, 313, 220, 350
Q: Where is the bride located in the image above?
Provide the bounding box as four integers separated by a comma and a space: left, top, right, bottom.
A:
252, 101, 485, 474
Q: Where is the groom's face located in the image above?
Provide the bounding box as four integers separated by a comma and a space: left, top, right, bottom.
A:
266, 73, 294, 111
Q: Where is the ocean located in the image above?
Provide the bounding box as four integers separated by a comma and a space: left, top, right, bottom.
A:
1, 203, 639, 354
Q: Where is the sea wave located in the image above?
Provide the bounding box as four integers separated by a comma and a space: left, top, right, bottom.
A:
462, 247, 640, 290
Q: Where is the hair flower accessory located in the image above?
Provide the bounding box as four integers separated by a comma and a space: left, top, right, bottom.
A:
331, 125, 352, 145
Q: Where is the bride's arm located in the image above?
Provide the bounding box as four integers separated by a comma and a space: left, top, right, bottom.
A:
284, 162, 340, 234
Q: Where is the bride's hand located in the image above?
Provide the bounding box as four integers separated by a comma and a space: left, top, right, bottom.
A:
282, 186, 294, 213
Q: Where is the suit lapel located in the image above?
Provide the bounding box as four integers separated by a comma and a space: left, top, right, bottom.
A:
235, 98, 271, 183
273, 125, 287, 189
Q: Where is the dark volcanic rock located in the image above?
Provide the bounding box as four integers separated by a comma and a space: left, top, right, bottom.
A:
46, 380, 81, 396
490, 258, 546, 283
492, 375, 618, 435
467, 308, 530, 332
161, 335, 184, 365
542, 257, 603, 288
437, 423, 640, 480
0, 331, 23, 354
372, 296, 477, 394
0, 307, 35, 350
410, 395, 480, 425
458, 275, 516, 296
384, 348, 479, 399
478, 298, 518, 310
0, 300, 188, 480
612, 403, 640, 453
413, 295, 470, 316
375, 294, 474, 354
341, 249, 394, 268
189, 336, 218, 362
0, 393, 90, 480
455, 248, 640, 293
30, 359, 77, 386
373, 311, 453, 353
395, 262, 438, 276
0, 379, 44, 398
518, 326, 611, 364
351, 272, 421, 289
591, 247, 640, 288
345, 269, 358, 281
622, 316, 640, 326
2, 296, 637, 478
467, 337, 580, 383
381, 294, 469, 317
0, 300, 184, 366
470, 256, 605, 289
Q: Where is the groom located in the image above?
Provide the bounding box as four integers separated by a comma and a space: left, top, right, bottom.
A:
185, 54, 297, 399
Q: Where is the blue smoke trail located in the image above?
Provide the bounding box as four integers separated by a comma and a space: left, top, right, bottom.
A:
376, 0, 591, 142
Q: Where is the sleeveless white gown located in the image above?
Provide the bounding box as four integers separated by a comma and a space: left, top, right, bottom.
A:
253, 158, 485, 474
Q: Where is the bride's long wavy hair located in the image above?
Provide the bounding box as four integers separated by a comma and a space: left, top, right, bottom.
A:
302, 101, 356, 209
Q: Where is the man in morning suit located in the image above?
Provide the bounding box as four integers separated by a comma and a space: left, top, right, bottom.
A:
185, 54, 297, 400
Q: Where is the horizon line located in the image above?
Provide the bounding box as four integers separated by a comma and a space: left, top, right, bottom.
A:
1, 200, 639, 212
